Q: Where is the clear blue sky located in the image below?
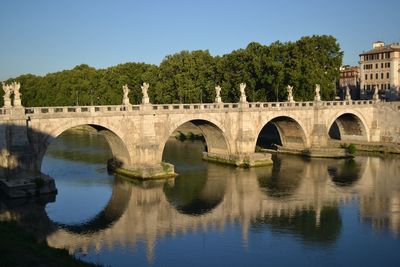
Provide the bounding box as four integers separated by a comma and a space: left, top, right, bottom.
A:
1, 0, 399, 80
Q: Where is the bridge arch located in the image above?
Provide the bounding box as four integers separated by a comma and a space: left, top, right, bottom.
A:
37, 119, 132, 172
160, 117, 232, 161
327, 111, 369, 142
255, 115, 309, 150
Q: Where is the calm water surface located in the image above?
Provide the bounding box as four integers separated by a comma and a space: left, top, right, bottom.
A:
2, 131, 400, 267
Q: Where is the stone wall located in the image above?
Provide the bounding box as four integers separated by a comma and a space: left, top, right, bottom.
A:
376, 102, 400, 143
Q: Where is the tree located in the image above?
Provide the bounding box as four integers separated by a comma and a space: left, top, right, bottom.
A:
2, 35, 343, 106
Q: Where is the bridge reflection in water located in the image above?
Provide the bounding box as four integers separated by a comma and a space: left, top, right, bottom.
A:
1, 138, 400, 264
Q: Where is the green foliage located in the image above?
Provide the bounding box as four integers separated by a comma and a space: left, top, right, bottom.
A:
4, 35, 342, 106
340, 143, 357, 154
347, 144, 357, 154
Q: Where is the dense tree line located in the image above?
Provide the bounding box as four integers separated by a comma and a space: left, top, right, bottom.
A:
2, 35, 342, 107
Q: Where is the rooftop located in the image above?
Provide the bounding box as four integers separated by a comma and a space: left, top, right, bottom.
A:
360, 43, 400, 56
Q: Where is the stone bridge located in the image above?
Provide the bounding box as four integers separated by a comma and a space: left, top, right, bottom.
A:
1, 94, 400, 179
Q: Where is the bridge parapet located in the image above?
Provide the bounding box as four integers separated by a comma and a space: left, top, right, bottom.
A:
0, 100, 379, 118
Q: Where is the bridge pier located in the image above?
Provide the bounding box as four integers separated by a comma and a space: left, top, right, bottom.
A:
202, 152, 272, 167
109, 161, 176, 180
107, 140, 177, 179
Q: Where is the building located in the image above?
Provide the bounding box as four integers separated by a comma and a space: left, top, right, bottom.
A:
338, 65, 360, 99
359, 41, 400, 100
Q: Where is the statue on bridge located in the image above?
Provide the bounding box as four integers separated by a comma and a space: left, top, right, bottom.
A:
287, 85, 295, 103
239, 83, 247, 103
141, 82, 150, 104
2, 82, 13, 108
373, 85, 380, 102
314, 84, 321, 101
345, 86, 351, 101
215, 85, 222, 104
12, 82, 22, 107
122, 84, 131, 106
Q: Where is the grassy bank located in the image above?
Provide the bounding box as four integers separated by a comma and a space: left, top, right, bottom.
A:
0, 221, 99, 267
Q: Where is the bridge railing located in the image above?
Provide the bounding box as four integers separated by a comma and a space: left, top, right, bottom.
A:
0, 99, 383, 117
23, 105, 142, 115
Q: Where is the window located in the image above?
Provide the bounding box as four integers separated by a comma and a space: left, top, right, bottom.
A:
381, 63, 384, 68
375, 73, 378, 79
381, 73, 384, 79
387, 73, 389, 79
375, 63, 378, 68
370, 74, 373, 79
365, 74, 368, 80
388, 62, 390, 68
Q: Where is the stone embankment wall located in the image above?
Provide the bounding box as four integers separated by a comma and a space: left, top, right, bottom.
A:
377, 102, 400, 144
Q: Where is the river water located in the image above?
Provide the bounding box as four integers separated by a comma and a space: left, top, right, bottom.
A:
2, 130, 400, 266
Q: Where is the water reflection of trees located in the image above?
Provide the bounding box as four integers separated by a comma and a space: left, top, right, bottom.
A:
46, 131, 112, 164
3, 139, 400, 261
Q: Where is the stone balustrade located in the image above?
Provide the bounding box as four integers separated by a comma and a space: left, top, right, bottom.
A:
0, 99, 383, 118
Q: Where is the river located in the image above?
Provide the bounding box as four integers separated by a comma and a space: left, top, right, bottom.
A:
2, 130, 400, 267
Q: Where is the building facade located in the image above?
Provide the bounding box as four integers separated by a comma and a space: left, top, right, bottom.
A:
339, 65, 360, 99
359, 41, 400, 100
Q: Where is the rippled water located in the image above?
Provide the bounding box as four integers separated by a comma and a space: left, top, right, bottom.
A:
2, 130, 400, 267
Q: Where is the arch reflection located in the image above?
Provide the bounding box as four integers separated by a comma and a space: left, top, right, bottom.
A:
251, 206, 342, 244
163, 164, 227, 216
257, 155, 305, 198
327, 159, 362, 187
2, 136, 400, 263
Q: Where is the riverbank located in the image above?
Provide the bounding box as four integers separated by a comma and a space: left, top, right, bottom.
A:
0, 221, 99, 267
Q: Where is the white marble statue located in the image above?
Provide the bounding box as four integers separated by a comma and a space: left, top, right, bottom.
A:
373, 85, 380, 101
287, 85, 294, 102
215, 85, 222, 103
141, 82, 150, 104
2, 82, 12, 107
122, 84, 131, 105
314, 84, 321, 101
12, 82, 22, 106
239, 83, 247, 103
345, 86, 351, 101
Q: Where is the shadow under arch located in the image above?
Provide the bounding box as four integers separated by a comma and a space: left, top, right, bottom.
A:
37, 124, 131, 173
256, 154, 305, 199
256, 116, 307, 150
160, 119, 231, 161
328, 112, 368, 142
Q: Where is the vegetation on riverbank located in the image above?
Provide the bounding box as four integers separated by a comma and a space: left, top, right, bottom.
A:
2, 35, 342, 106
0, 221, 99, 267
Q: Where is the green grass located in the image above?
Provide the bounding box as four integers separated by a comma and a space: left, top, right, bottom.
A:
0, 221, 99, 267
